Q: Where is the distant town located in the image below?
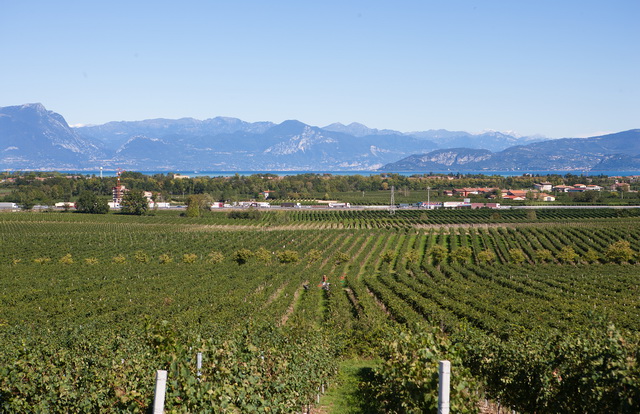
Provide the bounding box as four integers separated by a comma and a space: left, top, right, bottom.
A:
1, 171, 638, 212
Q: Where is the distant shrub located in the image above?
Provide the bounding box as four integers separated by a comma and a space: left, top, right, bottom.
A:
134, 250, 149, 263
306, 249, 322, 263
59, 254, 74, 265
404, 249, 420, 264
427, 245, 448, 264
159, 254, 173, 264
208, 250, 224, 264
112, 255, 127, 264
277, 250, 299, 263
604, 240, 634, 264
334, 252, 350, 265
450, 247, 473, 264
182, 253, 197, 264
233, 248, 253, 264
227, 208, 262, 220
534, 249, 554, 263
381, 250, 395, 263
508, 248, 526, 264
84, 257, 99, 265
254, 247, 272, 264
34, 257, 51, 265
557, 245, 578, 264
477, 249, 496, 264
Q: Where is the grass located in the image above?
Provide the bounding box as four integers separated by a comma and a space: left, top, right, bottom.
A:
317, 358, 380, 414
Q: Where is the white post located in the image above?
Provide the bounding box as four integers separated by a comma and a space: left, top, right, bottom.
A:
438, 360, 451, 414
153, 370, 168, 414
197, 352, 202, 377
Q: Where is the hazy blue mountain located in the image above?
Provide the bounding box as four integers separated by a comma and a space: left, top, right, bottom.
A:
381, 130, 640, 172
322, 122, 401, 137
1, 103, 638, 172
0, 103, 103, 169
78, 116, 275, 150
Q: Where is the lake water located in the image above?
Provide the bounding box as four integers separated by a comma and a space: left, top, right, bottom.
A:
65, 170, 640, 178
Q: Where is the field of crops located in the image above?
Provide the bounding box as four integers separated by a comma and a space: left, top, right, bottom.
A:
1, 211, 639, 412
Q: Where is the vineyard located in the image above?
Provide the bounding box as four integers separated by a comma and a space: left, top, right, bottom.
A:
1, 210, 639, 412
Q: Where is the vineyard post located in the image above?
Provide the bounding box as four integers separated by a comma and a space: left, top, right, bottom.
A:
197, 352, 202, 377
153, 370, 168, 414
438, 360, 450, 414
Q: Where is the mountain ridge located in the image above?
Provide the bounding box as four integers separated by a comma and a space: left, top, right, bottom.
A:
1, 103, 638, 171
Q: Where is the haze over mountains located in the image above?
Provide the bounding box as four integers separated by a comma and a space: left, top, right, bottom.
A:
1, 103, 639, 172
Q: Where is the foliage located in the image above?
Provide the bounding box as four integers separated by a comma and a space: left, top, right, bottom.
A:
427, 245, 448, 265
207, 250, 224, 264
462, 320, 640, 413
84, 257, 99, 265
276, 250, 299, 263
233, 248, 253, 264
557, 245, 578, 263
403, 249, 420, 264
58, 253, 74, 265
182, 253, 197, 264
159, 253, 173, 264
364, 326, 479, 413
112, 255, 126, 264
134, 250, 149, 263
227, 208, 261, 220
535, 248, 554, 263
450, 247, 472, 264
76, 191, 109, 214
185, 194, 212, 217
508, 248, 526, 264
254, 247, 272, 264
334, 251, 350, 265
381, 250, 395, 263
305, 248, 321, 262
604, 240, 635, 264
476, 249, 496, 264
582, 248, 601, 264
121, 191, 148, 215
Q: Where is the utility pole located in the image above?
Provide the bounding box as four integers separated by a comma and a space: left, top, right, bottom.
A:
427, 186, 431, 209
390, 185, 395, 215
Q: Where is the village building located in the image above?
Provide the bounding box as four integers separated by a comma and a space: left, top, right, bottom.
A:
533, 182, 553, 192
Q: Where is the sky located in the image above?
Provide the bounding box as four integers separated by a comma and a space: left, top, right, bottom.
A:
1, 0, 638, 138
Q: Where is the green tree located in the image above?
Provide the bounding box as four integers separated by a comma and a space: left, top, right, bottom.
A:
557, 245, 578, 264
509, 248, 526, 264
233, 248, 253, 264
306, 249, 322, 263
277, 250, 299, 263
450, 246, 473, 264
76, 191, 109, 214
254, 247, 272, 264
208, 250, 225, 264
403, 249, 420, 264
427, 245, 448, 265
334, 252, 350, 265
604, 240, 634, 264
381, 250, 395, 263
185, 194, 212, 217
534, 248, 554, 263
121, 190, 148, 215
477, 249, 496, 264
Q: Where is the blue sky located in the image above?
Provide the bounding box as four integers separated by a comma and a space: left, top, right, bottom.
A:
1, 1, 638, 138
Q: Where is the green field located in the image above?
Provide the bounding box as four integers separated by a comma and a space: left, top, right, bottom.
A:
1, 211, 639, 413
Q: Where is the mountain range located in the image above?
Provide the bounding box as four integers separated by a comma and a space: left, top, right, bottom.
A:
381, 130, 640, 172
0, 103, 638, 172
